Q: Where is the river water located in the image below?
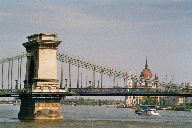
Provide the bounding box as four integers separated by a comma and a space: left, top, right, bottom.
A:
0, 105, 191, 128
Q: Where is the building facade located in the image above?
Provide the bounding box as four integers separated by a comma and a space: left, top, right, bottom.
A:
125, 58, 162, 107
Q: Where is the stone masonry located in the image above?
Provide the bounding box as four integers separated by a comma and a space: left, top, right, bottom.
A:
18, 33, 63, 119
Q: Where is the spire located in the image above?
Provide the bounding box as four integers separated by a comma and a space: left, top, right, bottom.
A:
145, 57, 148, 69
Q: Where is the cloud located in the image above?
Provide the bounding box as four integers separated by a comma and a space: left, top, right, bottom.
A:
0, 12, 14, 22
1, 0, 191, 32
0, 12, 13, 17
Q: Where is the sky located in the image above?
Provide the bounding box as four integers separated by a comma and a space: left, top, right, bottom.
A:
0, 0, 192, 88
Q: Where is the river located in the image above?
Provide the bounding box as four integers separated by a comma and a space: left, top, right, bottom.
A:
0, 105, 191, 128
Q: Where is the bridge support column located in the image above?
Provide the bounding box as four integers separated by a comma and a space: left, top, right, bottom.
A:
18, 96, 63, 120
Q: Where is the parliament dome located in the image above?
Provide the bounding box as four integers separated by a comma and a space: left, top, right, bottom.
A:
140, 58, 153, 79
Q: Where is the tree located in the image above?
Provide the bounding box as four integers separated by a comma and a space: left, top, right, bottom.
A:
141, 96, 155, 105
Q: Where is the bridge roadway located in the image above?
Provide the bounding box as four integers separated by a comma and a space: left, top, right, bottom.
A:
0, 88, 191, 97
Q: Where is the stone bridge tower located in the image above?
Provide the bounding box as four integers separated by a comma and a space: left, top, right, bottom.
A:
23, 33, 61, 91
18, 33, 63, 120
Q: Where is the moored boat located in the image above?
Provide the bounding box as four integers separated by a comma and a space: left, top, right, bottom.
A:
135, 105, 160, 116
116, 104, 126, 108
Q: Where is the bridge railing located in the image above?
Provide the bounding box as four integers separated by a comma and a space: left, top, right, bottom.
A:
0, 89, 27, 93
68, 88, 192, 93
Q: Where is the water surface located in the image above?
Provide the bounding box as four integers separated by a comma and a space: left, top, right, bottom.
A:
0, 105, 191, 128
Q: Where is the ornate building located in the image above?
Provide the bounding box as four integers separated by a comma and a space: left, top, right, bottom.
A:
125, 58, 162, 107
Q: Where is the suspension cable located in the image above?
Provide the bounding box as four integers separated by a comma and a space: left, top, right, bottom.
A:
101, 70, 103, 88
11, 60, 13, 89
2, 63, 3, 89
77, 66, 79, 88
17, 58, 19, 90
0, 53, 27, 64
69, 59, 71, 88
81, 73, 82, 88
92, 67, 95, 88
20, 57, 22, 89
8, 60, 10, 89
60, 62, 63, 88
57, 52, 163, 87
0, 53, 28, 90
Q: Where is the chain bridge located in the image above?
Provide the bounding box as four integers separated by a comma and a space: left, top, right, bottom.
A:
0, 33, 191, 119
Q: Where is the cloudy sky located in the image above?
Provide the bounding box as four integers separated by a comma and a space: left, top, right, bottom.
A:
1, 0, 192, 85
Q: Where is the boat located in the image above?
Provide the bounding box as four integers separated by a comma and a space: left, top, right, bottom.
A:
72, 103, 76, 106
107, 105, 115, 107
135, 105, 160, 116
116, 104, 127, 108
147, 108, 160, 115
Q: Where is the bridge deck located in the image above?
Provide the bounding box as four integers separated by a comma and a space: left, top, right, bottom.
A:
0, 88, 191, 97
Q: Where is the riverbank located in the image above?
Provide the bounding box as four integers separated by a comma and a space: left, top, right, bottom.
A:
156, 106, 192, 111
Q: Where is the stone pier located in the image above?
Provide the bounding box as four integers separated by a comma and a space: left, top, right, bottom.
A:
18, 96, 63, 120
19, 33, 63, 119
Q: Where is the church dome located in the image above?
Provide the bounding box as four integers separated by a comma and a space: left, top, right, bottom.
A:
140, 58, 153, 79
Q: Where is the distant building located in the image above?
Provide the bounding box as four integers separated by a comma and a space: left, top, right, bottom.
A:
165, 96, 183, 106
189, 82, 192, 89
125, 76, 137, 106
127, 59, 192, 107
184, 97, 192, 106
183, 82, 192, 106
164, 82, 192, 107
125, 58, 162, 107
